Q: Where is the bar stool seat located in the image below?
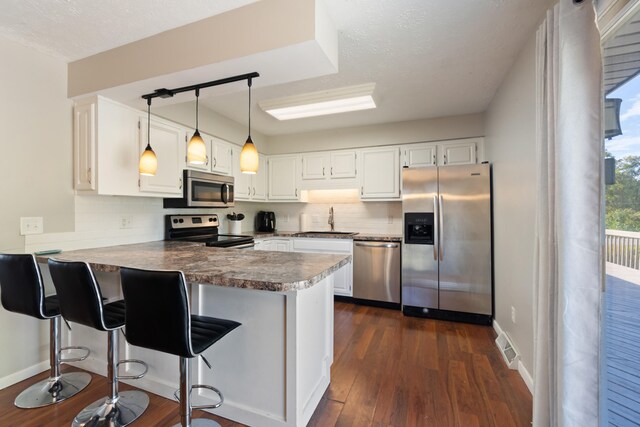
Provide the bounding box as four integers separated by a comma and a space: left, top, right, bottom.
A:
120, 267, 240, 427
0, 254, 91, 409
48, 259, 149, 427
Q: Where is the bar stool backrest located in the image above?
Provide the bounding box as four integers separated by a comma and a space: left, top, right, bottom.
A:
120, 267, 195, 358
48, 259, 110, 331
0, 254, 49, 319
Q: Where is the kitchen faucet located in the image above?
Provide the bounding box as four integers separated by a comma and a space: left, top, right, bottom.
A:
328, 206, 335, 231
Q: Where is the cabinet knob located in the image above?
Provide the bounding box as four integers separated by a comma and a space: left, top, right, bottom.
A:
206, 156, 209, 166
87, 168, 92, 185
179, 177, 183, 189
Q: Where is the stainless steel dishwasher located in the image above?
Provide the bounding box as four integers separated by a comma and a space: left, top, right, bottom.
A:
353, 240, 401, 306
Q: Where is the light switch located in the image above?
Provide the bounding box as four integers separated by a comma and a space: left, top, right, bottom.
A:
20, 217, 43, 235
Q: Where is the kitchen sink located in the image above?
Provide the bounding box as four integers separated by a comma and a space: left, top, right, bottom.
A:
295, 231, 359, 237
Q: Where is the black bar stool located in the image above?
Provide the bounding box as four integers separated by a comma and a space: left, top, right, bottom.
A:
119, 267, 240, 427
0, 253, 91, 408
48, 259, 149, 427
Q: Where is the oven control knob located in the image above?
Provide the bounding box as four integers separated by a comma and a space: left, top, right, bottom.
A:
178, 219, 184, 223
173, 219, 178, 224
209, 218, 214, 222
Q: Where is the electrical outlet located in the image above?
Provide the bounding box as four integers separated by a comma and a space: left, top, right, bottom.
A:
388, 215, 393, 224
511, 306, 516, 324
20, 217, 43, 235
283, 214, 290, 223
119, 215, 133, 229
312, 215, 320, 223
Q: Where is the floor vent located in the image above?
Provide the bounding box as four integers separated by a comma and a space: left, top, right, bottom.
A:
495, 332, 520, 370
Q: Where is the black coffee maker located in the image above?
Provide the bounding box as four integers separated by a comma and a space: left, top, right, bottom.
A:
256, 211, 276, 232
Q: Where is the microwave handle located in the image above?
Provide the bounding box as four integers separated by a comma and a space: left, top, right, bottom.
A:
221, 183, 230, 204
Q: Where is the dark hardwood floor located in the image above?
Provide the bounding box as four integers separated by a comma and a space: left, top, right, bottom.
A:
0, 302, 531, 426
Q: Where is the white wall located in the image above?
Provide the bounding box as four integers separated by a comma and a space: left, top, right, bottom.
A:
24, 197, 262, 253
266, 114, 484, 154
484, 34, 537, 375
0, 36, 77, 383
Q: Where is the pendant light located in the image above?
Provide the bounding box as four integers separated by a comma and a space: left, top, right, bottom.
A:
187, 88, 207, 164
240, 78, 259, 174
139, 98, 158, 176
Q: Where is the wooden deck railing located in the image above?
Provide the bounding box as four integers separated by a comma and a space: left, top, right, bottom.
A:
606, 229, 640, 270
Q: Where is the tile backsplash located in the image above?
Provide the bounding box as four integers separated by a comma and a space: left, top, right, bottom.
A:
25, 195, 402, 253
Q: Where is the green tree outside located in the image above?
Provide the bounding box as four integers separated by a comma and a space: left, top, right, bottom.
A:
606, 155, 640, 231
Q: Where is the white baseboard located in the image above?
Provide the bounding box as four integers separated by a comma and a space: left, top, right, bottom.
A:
0, 361, 49, 390
518, 360, 534, 394
492, 319, 533, 394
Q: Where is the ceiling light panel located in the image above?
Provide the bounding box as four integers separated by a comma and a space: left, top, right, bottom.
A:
259, 83, 376, 120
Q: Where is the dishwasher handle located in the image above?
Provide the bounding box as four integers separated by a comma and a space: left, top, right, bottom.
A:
354, 242, 399, 249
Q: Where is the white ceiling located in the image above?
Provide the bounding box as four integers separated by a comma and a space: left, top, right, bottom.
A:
0, 0, 258, 61
0, 0, 551, 136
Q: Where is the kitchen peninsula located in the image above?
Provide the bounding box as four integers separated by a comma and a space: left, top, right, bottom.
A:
37, 241, 350, 427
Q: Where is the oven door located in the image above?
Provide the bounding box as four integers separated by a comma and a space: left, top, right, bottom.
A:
187, 176, 234, 208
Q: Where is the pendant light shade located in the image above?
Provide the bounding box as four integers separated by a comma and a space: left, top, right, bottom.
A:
241, 78, 259, 174
240, 136, 259, 174
187, 89, 208, 165
187, 130, 207, 165
139, 99, 158, 176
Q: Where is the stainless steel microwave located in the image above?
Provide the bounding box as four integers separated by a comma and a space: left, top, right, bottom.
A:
163, 170, 234, 208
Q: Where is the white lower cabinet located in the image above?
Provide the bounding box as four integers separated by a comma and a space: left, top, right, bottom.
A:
254, 238, 291, 252
291, 238, 353, 296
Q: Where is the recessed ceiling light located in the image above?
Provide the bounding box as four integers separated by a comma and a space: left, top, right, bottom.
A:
259, 83, 376, 120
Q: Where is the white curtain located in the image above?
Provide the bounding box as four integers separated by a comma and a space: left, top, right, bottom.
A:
533, 1, 603, 426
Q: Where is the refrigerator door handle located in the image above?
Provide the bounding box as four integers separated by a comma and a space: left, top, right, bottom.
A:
439, 194, 444, 261
433, 195, 438, 261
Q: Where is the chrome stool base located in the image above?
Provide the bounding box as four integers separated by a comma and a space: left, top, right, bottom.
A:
172, 419, 221, 427
14, 371, 92, 408
72, 390, 149, 427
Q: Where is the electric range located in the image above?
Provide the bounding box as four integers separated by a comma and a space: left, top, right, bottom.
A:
165, 214, 254, 249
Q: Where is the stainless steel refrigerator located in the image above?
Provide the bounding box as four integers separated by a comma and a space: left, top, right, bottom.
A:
401, 163, 492, 324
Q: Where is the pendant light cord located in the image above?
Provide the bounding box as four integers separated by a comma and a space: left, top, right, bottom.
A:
146, 98, 152, 149
248, 78, 252, 139
195, 88, 200, 131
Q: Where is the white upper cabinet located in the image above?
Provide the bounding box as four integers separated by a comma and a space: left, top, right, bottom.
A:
74, 96, 140, 197
299, 150, 358, 191
301, 153, 329, 181
233, 148, 267, 201
268, 155, 300, 200
401, 143, 437, 168
211, 137, 233, 175
253, 154, 268, 200
330, 151, 357, 178
138, 116, 183, 196
439, 140, 477, 166
360, 147, 400, 199
184, 129, 211, 172
401, 139, 480, 168
73, 101, 96, 191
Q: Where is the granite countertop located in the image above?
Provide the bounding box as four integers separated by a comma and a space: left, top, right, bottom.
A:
249, 231, 402, 242
36, 241, 351, 292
